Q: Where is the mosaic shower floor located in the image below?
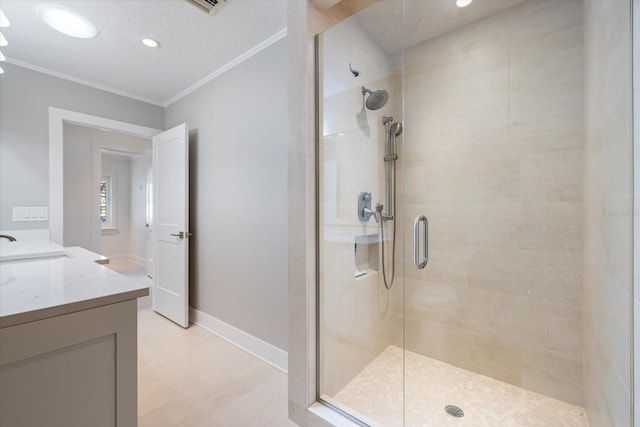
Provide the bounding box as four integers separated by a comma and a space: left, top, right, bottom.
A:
328, 346, 587, 427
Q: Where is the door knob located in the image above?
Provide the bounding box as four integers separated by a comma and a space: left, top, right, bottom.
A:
170, 231, 193, 239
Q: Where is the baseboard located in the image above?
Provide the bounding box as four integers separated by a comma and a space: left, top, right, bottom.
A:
189, 307, 288, 374
129, 255, 146, 266
108, 255, 146, 266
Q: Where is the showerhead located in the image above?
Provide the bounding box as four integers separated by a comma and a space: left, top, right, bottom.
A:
362, 86, 389, 110
390, 121, 403, 137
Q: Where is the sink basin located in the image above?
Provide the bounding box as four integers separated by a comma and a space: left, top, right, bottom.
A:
0, 251, 70, 263
0, 240, 70, 263
0, 241, 108, 265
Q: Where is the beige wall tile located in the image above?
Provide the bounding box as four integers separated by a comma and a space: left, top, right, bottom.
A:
521, 347, 582, 406
521, 149, 583, 203
399, 0, 585, 405
518, 202, 583, 253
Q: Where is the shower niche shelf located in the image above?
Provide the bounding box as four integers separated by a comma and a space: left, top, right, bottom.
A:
354, 233, 379, 278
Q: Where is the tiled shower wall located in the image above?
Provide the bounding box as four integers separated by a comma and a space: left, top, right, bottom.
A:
394, 0, 585, 405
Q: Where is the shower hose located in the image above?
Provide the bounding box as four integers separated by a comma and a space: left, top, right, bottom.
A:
379, 202, 396, 290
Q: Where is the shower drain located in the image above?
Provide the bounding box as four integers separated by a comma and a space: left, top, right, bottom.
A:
445, 405, 465, 418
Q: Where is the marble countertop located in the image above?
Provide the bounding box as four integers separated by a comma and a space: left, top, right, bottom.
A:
0, 241, 149, 328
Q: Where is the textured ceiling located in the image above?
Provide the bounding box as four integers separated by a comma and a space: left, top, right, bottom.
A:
355, 0, 526, 56
1, 0, 287, 105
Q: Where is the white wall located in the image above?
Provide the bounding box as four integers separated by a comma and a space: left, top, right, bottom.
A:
165, 37, 289, 351
62, 124, 150, 255
0, 62, 163, 231
63, 124, 95, 251
129, 157, 151, 263
100, 154, 132, 258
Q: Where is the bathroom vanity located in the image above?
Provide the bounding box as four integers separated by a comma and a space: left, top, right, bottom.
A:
0, 240, 149, 427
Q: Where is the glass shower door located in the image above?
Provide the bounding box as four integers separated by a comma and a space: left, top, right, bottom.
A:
318, 0, 633, 426
316, 1, 405, 425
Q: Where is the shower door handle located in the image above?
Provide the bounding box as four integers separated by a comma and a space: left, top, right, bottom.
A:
413, 215, 429, 269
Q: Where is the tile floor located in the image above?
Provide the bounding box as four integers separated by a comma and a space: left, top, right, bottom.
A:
108, 261, 586, 427
332, 345, 587, 427
105, 260, 296, 427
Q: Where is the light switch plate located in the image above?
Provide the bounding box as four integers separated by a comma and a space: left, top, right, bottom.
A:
12, 207, 48, 222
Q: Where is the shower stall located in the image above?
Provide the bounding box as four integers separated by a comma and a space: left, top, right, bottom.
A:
316, 0, 634, 426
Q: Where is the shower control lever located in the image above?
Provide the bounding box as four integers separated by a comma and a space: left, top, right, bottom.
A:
358, 192, 377, 223
363, 207, 380, 223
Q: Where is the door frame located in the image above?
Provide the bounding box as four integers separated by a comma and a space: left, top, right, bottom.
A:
48, 107, 162, 246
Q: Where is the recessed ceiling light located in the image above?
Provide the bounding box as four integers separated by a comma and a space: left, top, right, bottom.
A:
141, 38, 160, 48
0, 32, 6, 47
456, 0, 472, 7
38, 5, 97, 39
0, 9, 10, 28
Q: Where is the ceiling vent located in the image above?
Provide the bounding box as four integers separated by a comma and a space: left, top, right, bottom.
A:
186, 0, 226, 15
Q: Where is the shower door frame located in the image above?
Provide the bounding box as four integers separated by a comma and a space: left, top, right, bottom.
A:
313, 0, 408, 416
313, 32, 380, 427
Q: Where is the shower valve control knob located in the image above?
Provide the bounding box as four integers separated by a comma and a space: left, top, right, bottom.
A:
358, 192, 375, 223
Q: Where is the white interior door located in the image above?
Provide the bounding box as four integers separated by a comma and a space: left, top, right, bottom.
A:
152, 123, 189, 328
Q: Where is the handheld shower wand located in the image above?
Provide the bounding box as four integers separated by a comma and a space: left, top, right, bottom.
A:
379, 116, 403, 289
381, 117, 402, 222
